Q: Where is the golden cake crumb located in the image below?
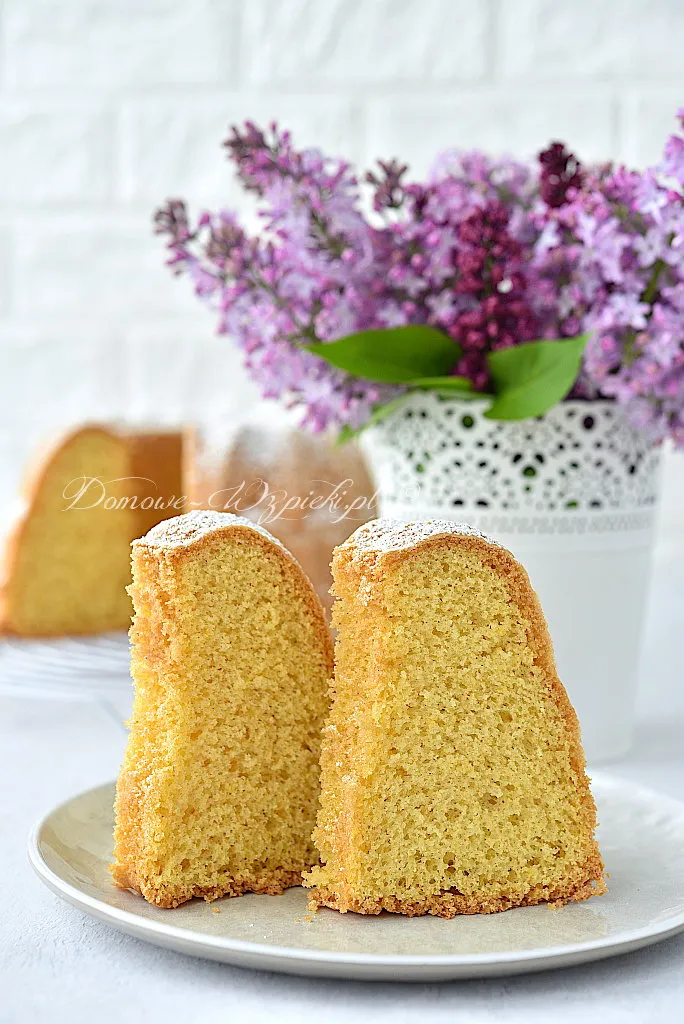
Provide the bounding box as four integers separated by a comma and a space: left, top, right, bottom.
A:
110, 511, 333, 909
303, 519, 606, 917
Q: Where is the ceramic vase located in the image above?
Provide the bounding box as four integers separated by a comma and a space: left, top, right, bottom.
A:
362, 393, 662, 761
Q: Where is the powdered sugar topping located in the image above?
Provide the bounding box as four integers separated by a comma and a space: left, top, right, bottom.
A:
136, 509, 290, 554
346, 518, 498, 556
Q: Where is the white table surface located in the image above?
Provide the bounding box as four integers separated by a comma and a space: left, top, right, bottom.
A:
2, 546, 683, 1024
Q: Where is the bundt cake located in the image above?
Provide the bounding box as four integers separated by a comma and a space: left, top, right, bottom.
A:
304, 519, 606, 917
111, 510, 333, 908
127, 430, 185, 538
0, 424, 183, 636
185, 404, 376, 613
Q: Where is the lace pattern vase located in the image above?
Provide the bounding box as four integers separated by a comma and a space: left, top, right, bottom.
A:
362, 394, 662, 761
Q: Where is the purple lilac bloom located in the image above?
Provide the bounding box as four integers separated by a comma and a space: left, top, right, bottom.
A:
155, 115, 684, 444
529, 112, 684, 442
538, 142, 583, 208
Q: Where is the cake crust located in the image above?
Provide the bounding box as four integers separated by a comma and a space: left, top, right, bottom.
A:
309, 863, 605, 918
112, 862, 305, 910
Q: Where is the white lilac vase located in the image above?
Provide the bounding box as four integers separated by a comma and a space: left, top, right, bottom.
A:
361, 392, 662, 762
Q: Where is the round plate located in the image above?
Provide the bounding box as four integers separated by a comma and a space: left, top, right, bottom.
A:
28, 775, 684, 981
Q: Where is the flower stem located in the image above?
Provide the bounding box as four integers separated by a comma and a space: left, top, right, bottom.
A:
642, 257, 667, 306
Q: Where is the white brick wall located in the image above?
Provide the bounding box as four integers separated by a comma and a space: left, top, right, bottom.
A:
364, 92, 618, 176
4, 0, 238, 91
240, 0, 490, 86
498, 0, 684, 81
1, 0, 683, 541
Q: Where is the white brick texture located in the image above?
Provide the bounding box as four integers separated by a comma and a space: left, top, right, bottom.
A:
618, 90, 684, 165
14, 217, 197, 319
0, 328, 127, 438
4, 0, 237, 91
0, 101, 113, 204
365, 91, 617, 174
242, 0, 490, 86
1, 0, 683, 539
498, 0, 684, 81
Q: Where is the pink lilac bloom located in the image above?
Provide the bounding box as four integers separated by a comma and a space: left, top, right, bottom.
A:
155, 116, 684, 444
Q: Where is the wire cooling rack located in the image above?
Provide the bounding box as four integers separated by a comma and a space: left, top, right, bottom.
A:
0, 631, 132, 701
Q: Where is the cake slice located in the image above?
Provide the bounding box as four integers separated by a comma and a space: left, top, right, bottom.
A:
304, 519, 606, 917
0, 425, 134, 635
0, 424, 184, 636
111, 510, 334, 908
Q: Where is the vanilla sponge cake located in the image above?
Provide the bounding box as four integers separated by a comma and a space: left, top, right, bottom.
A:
0, 424, 184, 636
111, 510, 333, 909
304, 519, 606, 917
0, 426, 133, 635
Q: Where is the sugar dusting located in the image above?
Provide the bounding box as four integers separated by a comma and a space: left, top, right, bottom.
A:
136, 509, 291, 555
347, 518, 498, 555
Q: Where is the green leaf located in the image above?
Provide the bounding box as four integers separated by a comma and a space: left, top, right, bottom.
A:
424, 389, 482, 401
411, 375, 474, 392
304, 325, 458, 384
336, 424, 359, 445
336, 393, 410, 445
485, 334, 589, 421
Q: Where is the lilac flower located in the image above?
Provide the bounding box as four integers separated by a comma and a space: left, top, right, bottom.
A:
365, 159, 408, 212
529, 110, 684, 442
538, 142, 583, 208
155, 114, 684, 444
445, 201, 540, 388
648, 304, 684, 367
595, 294, 649, 331
661, 133, 684, 184
575, 211, 628, 283
636, 170, 671, 224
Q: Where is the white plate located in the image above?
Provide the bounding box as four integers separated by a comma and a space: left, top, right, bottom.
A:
29, 774, 684, 981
